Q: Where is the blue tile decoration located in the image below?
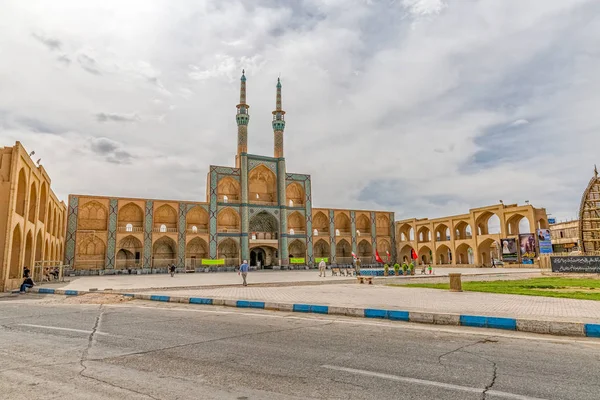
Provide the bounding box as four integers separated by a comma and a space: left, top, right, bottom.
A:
105, 198, 118, 269
64, 196, 79, 266
143, 200, 153, 269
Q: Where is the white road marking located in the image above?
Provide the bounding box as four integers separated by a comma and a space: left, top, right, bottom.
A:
16, 324, 110, 336
321, 365, 547, 400
107, 303, 600, 346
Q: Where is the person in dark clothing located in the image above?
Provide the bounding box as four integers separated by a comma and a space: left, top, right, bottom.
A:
20, 277, 35, 293
169, 264, 176, 277
23, 266, 30, 278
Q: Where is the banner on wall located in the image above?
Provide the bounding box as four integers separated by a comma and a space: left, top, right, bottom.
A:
537, 229, 553, 254
500, 238, 518, 262
314, 257, 329, 263
519, 233, 537, 264
202, 259, 225, 265
290, 258, 306, 264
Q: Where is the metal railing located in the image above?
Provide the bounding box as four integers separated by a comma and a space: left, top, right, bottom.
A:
249, 200, 278, 206
187, 227, 209, 234
218, 228, 241, 233
250, 232, 279, 240
118, 226, 143, 232
152, 227, 177, 233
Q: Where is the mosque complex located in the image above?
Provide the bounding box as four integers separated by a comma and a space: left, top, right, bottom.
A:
1, 71, 570, 291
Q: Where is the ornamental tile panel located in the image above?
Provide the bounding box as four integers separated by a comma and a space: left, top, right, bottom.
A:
285, 173, 310, 182
305, 180, 313, 266
329, 209, 336, 262
209, 169, 218, 258
64, 196, 79, 266
390, 212, 397, 262
178, 203, 187, 268
248, 158, 276, 174
104, 198, 118, 269
143, 200, 154, 268
350, 211, 357, 255
370, 211, 377, 250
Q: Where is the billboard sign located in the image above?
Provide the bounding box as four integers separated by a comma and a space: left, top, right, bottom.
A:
519, 233, 537, 263
548, 218, 556, 224
500, 238, 518, 262
551, 256, 600, 273
537, 229, 553, 254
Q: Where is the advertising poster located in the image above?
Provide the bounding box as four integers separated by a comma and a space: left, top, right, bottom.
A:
537, 229, 553, 254
501, 238, 518, 262
519, 233, 537, 264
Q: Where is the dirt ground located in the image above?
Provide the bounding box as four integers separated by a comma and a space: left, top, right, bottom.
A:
41, 293, 133, 305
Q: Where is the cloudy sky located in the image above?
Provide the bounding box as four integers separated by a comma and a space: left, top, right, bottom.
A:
1, 0, 599, 222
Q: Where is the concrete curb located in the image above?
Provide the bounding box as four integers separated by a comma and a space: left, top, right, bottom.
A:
28, 287, 600, 339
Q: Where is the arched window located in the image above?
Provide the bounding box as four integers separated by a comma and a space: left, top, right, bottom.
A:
289, 200, 294, 207
192, 226, 198, 233
223, 195, 228, 203
313, 229, 318, 236
126, 223, 133, 232
356, 230, 361, 236
335, 229, 340, 236
160, 224, 167, 233
289, 228, 295, 235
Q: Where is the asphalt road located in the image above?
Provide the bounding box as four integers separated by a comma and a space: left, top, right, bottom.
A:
1, 295, 599, 400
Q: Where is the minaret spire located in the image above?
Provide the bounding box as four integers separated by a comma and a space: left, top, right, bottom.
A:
235, 69, 249, 166
272, 77, 286, 158
595, 164, 598, 178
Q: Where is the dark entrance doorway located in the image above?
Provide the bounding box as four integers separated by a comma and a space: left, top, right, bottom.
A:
250, 248, 266, 268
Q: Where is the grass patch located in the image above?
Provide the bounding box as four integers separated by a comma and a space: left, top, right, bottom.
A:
397, 278, 600, 301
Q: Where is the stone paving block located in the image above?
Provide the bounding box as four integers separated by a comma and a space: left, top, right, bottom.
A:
328, 306, 349, 316
409, 312, 435, 324
517, 319, 551, 335
264, 302, 293, 312
433, 313, 460, 326
212, 299, 225, 306
224, 299, 238, 307
549, 321, 585, 337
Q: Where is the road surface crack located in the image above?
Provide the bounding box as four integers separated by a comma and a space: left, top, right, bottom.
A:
77, 306, 160, 400
437, 338, 497, 366
481, 359, 498, 400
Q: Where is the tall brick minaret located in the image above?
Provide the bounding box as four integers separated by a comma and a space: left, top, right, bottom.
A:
235, 70, 249, 167
272, 77, 286, 158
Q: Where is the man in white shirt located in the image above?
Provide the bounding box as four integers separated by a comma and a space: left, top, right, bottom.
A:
318, 259, 327, 277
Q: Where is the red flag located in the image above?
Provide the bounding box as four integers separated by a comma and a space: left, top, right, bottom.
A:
375, 250, 384, 264
385, 250, 391, 261
351, 251, 357, 260
411, 248, 418, 260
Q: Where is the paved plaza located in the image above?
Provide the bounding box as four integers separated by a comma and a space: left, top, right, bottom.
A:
43, 267, 541, 291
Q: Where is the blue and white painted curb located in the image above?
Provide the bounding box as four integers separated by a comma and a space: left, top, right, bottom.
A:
29, 287, 600, 339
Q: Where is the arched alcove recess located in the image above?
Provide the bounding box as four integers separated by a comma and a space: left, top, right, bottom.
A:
76, 235, 106, 269
152, 236, 176, 267
28, 182, 38, 224
186, 237, 208, 268
454, 221, 472, 240
24, 233, 34, 268
356, 214, 370, 234
15, 168, 27, 216
417, 227, 431, 242
357, 240, 373, 262
35, 230, 43, 263
286, 182, 305, 206
288, 239, 306, 259
398, 244, 414, 263
478, 238, 496, 267
537, 218, 548, 230
154, 204, 177, 231
187, 206, 208, 232
418, 245, 432, 264
118, 202, 144, 231
476, 212, 500, 235
218, 238, 239, 265
249, 211, 278, 240
9, 225, 22, 278
376, 214, 390, 236
217, 177, 241, 202
218, 208, 241, 232
78, 200, 108, 231
116, 235, 143, 268
249, 165, 277, 204
336, 239, 352, 264
287, 212, 305, 233
313, 239, 330, 259
38, 182, 47, 223
506, 214, 531, 235
455, 243, 472, 265
312, 211, 329, 236
436, 244, 452, 265
378, 239, 391, 260
44, 239, 50, 260
398, 223, 414, 242
435, 224, 450, 242
334, 213, 351, 235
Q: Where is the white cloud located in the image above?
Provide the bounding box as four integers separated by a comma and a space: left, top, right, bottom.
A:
0, 0, 598, 223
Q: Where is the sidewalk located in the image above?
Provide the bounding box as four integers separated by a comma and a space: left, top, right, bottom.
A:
39, 268, 541, 291
137, 283, 600, 324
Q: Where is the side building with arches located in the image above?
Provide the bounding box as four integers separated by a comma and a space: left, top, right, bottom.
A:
0, 142, 67, 291
396, 203, 548, 267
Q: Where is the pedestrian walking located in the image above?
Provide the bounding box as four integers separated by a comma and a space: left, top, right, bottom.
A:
169, 264, 176, 277
239, 259, 249, 286
318, 259, 327, 277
